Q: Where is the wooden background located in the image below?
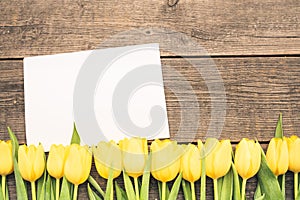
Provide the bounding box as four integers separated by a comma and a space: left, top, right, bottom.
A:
0, 0, 299, 199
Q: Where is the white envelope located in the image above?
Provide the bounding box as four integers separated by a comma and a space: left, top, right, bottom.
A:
24, 43, 170, 151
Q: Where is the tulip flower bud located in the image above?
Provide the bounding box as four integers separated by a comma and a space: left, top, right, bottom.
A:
181, 144, 201, 183
47, 144, 66, 179
0, 140, 13, 176
64, 144, 92, 185
18, 144, 45, 182
266, 138, 288, 176
286, 135, 300, 173
119, 137, 148, 178
93, 141, 122, 179
235, 138, 261, 180
151, 139, 183, 183
205, 140, 232, 180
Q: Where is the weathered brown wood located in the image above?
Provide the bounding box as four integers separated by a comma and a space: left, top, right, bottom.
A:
0, 60, 25, 142
1, 57, 300, 144
0, 0, 299, 58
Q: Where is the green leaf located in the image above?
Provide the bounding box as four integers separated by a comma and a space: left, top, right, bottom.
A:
217, 176, 224, 199
231, 163, 241, 200
104, 169, 114, 200
254, 184, 266, 200
87, 183, 102, 200
50, 178, 55, 200
37, 169, 47, 200
297, 184, 300, 200
254, 183, 262, 199
7, 127, 19, 159
71, 123, 81, 144
255, 194, 265, 200
181, 179, 192, 200
59, 177, 71, 200
5, 181, 8, 200
115, 182, 128, 200
278, 174, 285, 198
7, 127, 28, 200
140, 153, 151, 200
275, 113, 283, 138
45, 175, 54, 200
88, 176, 105, 198
220, 168, 233, 200
122, 171, 136, 200
87, 183, 97, 200
0, 178, 4, 200
168, 173, 182, 200
257, 146, 284, 200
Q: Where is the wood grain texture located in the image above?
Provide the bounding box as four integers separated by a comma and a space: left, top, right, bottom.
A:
0, 0, 299, 58
1, 57, 300, 143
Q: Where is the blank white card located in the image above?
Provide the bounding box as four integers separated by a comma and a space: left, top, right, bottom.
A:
24, 44, 170, 151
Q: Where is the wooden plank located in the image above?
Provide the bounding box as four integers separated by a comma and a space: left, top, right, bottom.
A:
0, 0, 299, 58
0, 60, 25, 142
1, 57, 300, 143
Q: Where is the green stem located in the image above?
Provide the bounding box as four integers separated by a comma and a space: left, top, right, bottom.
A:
56, 178, 60, 200
2, 176, 6, 200
241, 179, 247, 200
134, 177, 140, 200
295, 172, 298, 200
213, 179, 218, 200
73, 185, 78, 200
110, 185, 113, 200
31, 181, 36, 200
162, 182, 166, 200
191, 182, 196, 200
282, 174, 286, 198
200, 157, 206, 200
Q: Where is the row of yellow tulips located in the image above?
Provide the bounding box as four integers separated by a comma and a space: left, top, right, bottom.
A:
0, 135, 300, 200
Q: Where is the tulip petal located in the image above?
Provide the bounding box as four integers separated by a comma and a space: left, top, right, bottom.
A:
18, 145, 34, 182
0, 141, 13, 175
235, 139, 251, 179
277, 140, 288, 175
266, 138, 277, 175
213, 140, 232, 179
249, 142, 262, 177
47, 144, 65, 179
34, 145, 45, 181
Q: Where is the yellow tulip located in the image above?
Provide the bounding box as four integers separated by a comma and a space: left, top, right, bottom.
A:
235, 138, 261, 200
64, 144, 92, 186
151, 139, 183, 183
234, 138, 261, 180
266, 138, 288, 176
119, 137, 148, 178
286, 135, 300, 173
18, 144, 45, 182
0, 140, 14, 199
181, 144, 201, 183
0, 140, 13, 176
47, 144, 66, 179
93, 141, 122, 179
206, 140, 232, 180
287, 136, 300, 200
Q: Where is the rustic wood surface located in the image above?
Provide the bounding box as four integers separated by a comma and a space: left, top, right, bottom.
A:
1, 0, 300, 199
0, 0, 300, 58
